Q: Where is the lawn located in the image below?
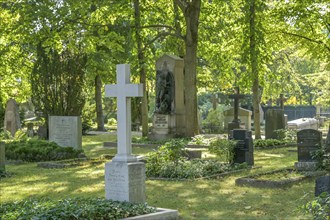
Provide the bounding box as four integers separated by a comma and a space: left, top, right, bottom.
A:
0, 134, 317, 219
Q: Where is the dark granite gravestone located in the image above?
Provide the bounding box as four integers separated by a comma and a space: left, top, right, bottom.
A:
297, 129, 322, 162
265, 109, 285, 139
315, 176, 330, 196
0, 142, 5, 173
294, 129, 322, 171
325, 126, 330, 153
230, 129, 254, 166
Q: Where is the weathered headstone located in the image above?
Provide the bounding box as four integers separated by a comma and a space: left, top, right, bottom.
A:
230, 129, 254, 166
265, 109, 285, 139
0, 142, 5, 173
4, 98, 21, 137
150, 55, 185, 139
294, 129, 322, 171
325, 126, 330, 153
104, 64, 145, 203
224, 107, 252, 131
315, 176, 330, 196
37, 125, 48, 139
48, 116, 82, 150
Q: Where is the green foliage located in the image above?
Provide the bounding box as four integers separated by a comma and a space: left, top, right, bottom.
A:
208, 138, 237, 164
5, 139, 84, 162
0, 197, 156, 220
274, 129, 297, 142
202, 106, 227, 133
189, 135, 210, 146
311, 149, 330, 171
254, 139, 289, 149
302, 192, 330, 220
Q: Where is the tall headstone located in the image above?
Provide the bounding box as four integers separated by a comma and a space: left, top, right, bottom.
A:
230, 129, 254, 166
265, 109, 285, 139
150, 55, 185, 139
294, 129, 322, 171
104, 64, 145, 203
48, 116, 82, 150
4, 98, 21, 137
0, 142, 5, 173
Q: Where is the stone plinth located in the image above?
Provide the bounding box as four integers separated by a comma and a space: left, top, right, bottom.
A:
49, 116, 82, 149
0, 142, 5, 173
265, 109, 285, 139
105, 161, 146, 203
224, 107, 252, 130
294, 162, 318, 171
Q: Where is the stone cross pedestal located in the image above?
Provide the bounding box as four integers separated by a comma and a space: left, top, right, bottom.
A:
104, 64, 146, 203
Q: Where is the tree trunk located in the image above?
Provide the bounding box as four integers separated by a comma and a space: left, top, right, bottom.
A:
176, 0, 201, 137
95, 74, 105, 131
134, 0, 148, 137
249, 0, 261, 139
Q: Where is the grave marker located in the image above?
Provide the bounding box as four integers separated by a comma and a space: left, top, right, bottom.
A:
104, 64, 145, 203
0, 142, 5, 173
294, 129, 322, 171
315, 176, 330, 196
49, 116, 82, 150
265, 109, 285, 139
230, 129, 254, 166
4, 98, 21, 137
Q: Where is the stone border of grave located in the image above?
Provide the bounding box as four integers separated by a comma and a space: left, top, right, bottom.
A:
235, 168, 327, 188
147, 166, 261, 182
122, 207, 178, 220
37, 157, 112, 169
103, 142, 209, 149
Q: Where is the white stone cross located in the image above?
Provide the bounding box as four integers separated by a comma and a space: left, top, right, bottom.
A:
105, 64, 143, 162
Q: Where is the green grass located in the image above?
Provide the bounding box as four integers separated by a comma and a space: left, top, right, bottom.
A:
0, 134, 317, 219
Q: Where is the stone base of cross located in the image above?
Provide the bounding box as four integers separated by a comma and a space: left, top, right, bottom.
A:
104, 64, 145, 203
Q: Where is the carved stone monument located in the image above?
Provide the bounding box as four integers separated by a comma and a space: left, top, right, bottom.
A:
265, 109, 285, 139
48, 116, 82, 150
4, 98, 21, 137
150, 55, 185, 139
104, 64, 145, 203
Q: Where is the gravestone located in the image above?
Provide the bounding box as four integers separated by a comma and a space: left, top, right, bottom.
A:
315, 176, 330, 196
0, 142, 5, 173
265, 109, 285, 139
104, 64, 145, 203
294, 129, 322, 171
287, 118, 318, 130
37, 125, 48, 139
230, 129, 254, 166
48, 116, 82, 150
150, 55, 185, 139
325, 126, 330, 153
4, 98, 21, 137
224, 107, 252, 131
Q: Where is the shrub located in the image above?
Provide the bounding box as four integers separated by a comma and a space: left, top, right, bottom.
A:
302, 192, 330, 220
0, 197, 156, 220
208, 138, 237, 163
202, 106, 226, 133
254, 139, 289, 148
274, 129, 297, 142
5, 139, 84, 162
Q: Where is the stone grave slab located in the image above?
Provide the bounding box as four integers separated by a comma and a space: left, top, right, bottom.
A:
49, 116, 82, 149
230, 129, 254, 166
315, 176, 330, 196
294, 129, 322, 171
287, 118, 318, 130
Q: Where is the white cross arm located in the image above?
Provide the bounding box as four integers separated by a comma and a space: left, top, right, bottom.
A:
105, 84, 143, 98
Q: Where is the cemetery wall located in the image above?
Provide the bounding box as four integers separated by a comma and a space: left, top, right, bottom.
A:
262, 105, 316, 121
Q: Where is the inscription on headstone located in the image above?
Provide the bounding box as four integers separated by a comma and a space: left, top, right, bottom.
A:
154, 115, 169, 129
49, 116, 82, 149
315, 176, 330, 196
297, 129, 322, 162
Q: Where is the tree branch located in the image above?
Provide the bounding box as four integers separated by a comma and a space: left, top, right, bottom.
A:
280, 31, 330, 52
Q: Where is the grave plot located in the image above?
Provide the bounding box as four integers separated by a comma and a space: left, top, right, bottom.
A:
235, 168, 327, 188
37, 156, 111, 169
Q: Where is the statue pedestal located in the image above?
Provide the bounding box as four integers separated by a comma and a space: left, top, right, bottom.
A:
149, 114, 176, 140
